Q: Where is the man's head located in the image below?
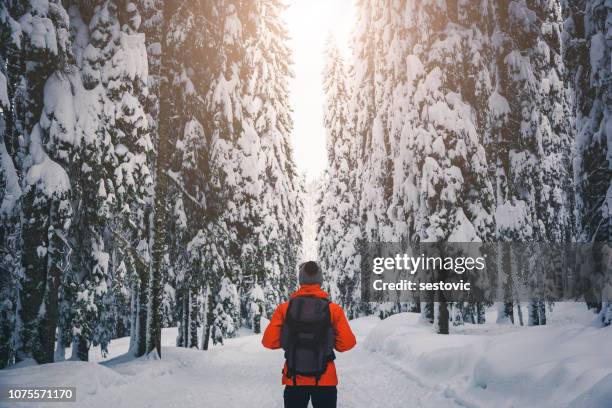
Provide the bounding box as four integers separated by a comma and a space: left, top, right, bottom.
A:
298, 261, 323, 286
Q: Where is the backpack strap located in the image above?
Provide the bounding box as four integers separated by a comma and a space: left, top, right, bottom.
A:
285, 298, 302, 384
317, 298, 332, 386
285, 298, 295, 324
284, 299, 293, 380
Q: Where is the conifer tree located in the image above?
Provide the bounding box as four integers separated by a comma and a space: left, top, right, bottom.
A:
349, 0, 496, 331
565, 0, 611, 326
492, 0, 574, 325
66, 0, 153, 359
0, 1, 23, 368
244, 0, 303, 316
6, 0, 75, 364
318, 36, 361, 318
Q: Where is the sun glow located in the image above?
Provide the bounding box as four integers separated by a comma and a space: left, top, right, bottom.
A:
284, 0, 354, 181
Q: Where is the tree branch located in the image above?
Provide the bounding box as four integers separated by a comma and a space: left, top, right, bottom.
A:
111, 229, 148, 272
167, 171, 205, 210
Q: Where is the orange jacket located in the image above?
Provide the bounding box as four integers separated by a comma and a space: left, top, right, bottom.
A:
262, 284, 356, 386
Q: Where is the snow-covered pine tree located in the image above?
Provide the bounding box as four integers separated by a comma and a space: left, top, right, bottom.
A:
492, 2, 521, 327
247, 282, 264, 333
67, 0, 152, 359
161, 0, 216, 349
145, 0, 179, 358
456, 0, 496, 325
564, 0, 612, 326
137, 0, 182, 350
354, 0, 394, 248
302, 178, 321, 263
21, 119, 73, 364
346, 0, 380, 320
492, 0, 574, 326
137, 0, 162, 151
0, 134, 20, 368
318, 35, 361, 318
243, 0, 303, 318
349, 0, 496, 332
173, 115, 207, 347
185, 221, 233, 349
1, 0, 75, 364
38, 68, 90, 363
203, 0, 247, 345
212, 275, 240, 343
111, 1, 154, 355
0, 1, 23, 368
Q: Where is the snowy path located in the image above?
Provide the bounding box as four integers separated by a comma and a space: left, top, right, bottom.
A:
3, 306, 612, 408
333, 318, 461, 408
0, 317, 463, 408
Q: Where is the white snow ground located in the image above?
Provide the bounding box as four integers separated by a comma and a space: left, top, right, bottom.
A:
1, 304, 611, 408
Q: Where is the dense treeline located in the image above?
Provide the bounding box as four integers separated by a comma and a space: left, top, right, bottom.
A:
0, 0, 302, 367
0, 0, 610, 370
318, 0, 611, 332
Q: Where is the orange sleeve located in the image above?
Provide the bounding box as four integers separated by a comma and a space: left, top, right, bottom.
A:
262, 303, 286, 349
331, 303, 356, 352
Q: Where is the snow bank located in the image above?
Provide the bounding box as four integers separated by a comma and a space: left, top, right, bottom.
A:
568, 373, 612, 408
1, 327, 284, 408
365, 306, 612, 408
0, 361, 126, 407
365, 313, 486, 384
469, 324, 612, 407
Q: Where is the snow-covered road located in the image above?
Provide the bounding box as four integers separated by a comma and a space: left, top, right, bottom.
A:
0, 316, 462, 408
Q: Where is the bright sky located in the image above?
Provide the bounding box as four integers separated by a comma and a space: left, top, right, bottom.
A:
284, 0, 355, 181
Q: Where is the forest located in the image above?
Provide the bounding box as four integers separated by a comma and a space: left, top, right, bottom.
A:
0, 0, 303, 367
317, 0, 611, 332
0, 0, 610, 373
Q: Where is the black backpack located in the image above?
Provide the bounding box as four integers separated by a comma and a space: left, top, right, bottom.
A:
280, 296, 336, 384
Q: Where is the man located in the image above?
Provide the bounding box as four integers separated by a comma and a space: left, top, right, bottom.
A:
262, 261, 356, 408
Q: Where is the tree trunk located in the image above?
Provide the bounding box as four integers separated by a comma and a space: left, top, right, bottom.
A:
146, 2, 173, 359
476, 302, 485, 324
528, 300, 539, 326
19, 195, 50, 363
497, 245, 514, 324
183, 293, 190, 347
538, 301, 546, 325
129, 285, 138, 351
463, 302, 476, 324
203, 290, 214, 351
505, 302, 515, 323
422, 301, 434, 324
600, 303, 612, 327
74, 335, 89, 361
40, 241, 62, 363
253, 303, 262, 334
452, 303, 464, 326
136, 272, 148, 357
189, 287, 199, 348
437, 301, 449, 334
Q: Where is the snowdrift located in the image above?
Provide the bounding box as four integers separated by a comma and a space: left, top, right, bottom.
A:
364, 305, 612, 408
